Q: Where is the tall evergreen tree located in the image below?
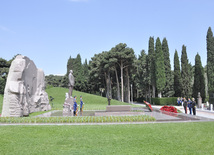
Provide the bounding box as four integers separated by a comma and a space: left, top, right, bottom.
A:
206, 27, 214, 94
73, 54, 84, 91
174, 50, 181, 97
193, 53, 205, 101
162, 38, 174, 97
181, 45, 192, 97
135, 50, 148, 99
148, 37, 156, 97
155, 37, 166, 98
66, 56, 73, 76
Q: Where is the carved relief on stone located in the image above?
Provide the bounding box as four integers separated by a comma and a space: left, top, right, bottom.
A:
1, 55, 51, 117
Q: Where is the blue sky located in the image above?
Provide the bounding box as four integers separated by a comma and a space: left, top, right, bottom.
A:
0, 0, 214, 75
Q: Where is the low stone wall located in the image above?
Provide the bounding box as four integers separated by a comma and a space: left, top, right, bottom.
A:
106, 105, 131, 112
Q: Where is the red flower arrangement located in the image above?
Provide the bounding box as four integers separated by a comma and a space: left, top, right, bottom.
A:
160, 106, 178, 113
144, 101, 153, 112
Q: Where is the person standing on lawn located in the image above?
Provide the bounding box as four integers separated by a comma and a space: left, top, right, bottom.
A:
73, 96, 77, 116
192, 98, 196, 115
177, 97, 181, 105
187, 98, 192, 115
80, 96, 84, 112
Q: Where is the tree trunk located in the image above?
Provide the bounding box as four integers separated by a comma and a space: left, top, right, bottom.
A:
105, 72, 111, 105
126, 68, 130, 103
137, 89, 139, 98
152, 84, 155, 98
149, 85, 151, 103
115, 68, 121, 101
121, 62, 124, 102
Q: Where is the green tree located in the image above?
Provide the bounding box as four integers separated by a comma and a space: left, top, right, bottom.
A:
82, 59, 90, 92
162, 38, 174, 97
181, 45, 192, 97
89, 53, 105, 95
155, 37, 166, 98
110, 43, 135, 102
135, 50, 149, 100
206, 27, 214, 94
0, 57, 12, 94
73, 54, 84, 91
193, 53, 205, 101
90, 51, 113, 104
148, 37, 156, 98
174, 50, 182, 97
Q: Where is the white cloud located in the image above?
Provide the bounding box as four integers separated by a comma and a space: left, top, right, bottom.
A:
0, 25, 15, 33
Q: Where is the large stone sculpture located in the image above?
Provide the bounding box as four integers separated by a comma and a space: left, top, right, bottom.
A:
1, 55, 51, 117
68, 70, 75, 98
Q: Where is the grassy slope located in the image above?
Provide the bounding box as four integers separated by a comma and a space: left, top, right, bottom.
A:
46, 87, 137, 110
0, 122, 214, 154
1, 87, 140, 115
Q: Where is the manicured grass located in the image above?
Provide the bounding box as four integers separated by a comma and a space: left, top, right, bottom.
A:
46, 87, 140, 110
0, 122, 214, 154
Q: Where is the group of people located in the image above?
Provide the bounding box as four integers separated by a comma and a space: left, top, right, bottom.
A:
73, 96, 84, 116
177, 97, 196, 115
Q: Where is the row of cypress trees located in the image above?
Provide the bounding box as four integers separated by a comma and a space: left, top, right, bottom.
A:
63, 27, 214, 102
1, 27, 213, 104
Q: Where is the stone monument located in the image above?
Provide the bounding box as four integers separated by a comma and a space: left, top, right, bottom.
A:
197, 92, 202, 108
63, 70, 75, 113
68, 70, 75, 98
1, 55, 51, 117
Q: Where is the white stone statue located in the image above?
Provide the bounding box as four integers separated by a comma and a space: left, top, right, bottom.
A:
68, 70, 75, 98
1, 55, 51, 117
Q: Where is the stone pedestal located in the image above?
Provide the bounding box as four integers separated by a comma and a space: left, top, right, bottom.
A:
63, 97, 74, 113
106, 105, 131, 112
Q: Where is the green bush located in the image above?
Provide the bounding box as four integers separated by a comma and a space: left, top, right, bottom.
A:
151, 97, 177, 105
0, 115, 156, 124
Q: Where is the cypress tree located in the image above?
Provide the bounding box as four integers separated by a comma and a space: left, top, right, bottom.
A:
181, 45, 192, 97
155, 37, 166, 98
162, 38, 174, 97
174, 50, 181, 97
66, 56, 73, 76
193, 53, 205, 101
73, 54, 83, 91
206, 27, 214, 94
136, 50, 148, 97
148, 37, 156, 97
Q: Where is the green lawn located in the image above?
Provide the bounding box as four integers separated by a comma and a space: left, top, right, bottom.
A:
0, 122, 214, 155
46, 87, 139, 110
0, 87, 141, 115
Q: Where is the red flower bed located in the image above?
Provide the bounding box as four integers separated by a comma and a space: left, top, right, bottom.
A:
160, 106, 178, 113
144, 101, 153, 112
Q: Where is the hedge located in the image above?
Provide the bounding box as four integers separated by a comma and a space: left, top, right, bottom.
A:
151, 97, 177, 105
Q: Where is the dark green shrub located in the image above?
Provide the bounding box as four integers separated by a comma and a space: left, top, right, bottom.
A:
151, 97, 177, 105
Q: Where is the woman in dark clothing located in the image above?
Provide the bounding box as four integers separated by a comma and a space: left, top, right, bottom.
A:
187, 98, 192, 115
192, 98, 196, 115
183, 98, 187, 114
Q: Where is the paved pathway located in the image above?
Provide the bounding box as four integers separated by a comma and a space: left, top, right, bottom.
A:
133, 102, 214, 122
